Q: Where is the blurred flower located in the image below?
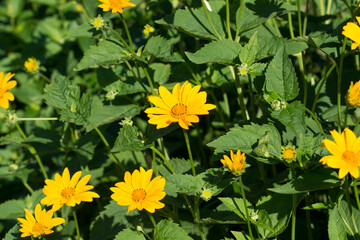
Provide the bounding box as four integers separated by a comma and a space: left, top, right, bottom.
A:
17, 204, 65, 238
91, 15, 105, 31
110, 167, 166, 214
0, 72, 17, 109
105, 89, 118, 100
145, 81, 216, 129
120, 118, 133, 126
221, 150, 247, 175
143, 24, 154, 38
200, 188, 212, 201
41, 167, 100, 211
320, 128, 360, 179
238, 63, 248, 76
342, 17, 360, 50
346, 81, 360, 107
76, 4, 83, 12
281, 144, 297, 163
98, 0, 136, 13
24, 57, 39, 73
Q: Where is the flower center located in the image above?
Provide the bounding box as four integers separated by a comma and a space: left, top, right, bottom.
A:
32, 222, 46, 234
202, 190, 211, 198
342, 150, 357, 165
171, 103, 187, 118
61, 187, 75, 199
283, 149, 296, 160
132, 189, 146, 202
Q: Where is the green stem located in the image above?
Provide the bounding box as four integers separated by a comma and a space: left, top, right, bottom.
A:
142, 65, 156, 95
286, 0, 295, 39
311, 64, 336, 112
353, 178, 360, 212
147, 212, 163, 240
344, 106, 349, 129
104, 26, 131, 52
239, 176, 254, 240
232, 66, 248, 120
271, 18, 283, 37
337, 38, 348, 132
305, 195, 313, 240
303, 0, 309, 36
319, 0, 325, 15
78, 2, 91, 21
235, 0, 245, 42
247, 75, 255, 119
183, 130, 196, 176
296, 0, 303, 37
39, 72, 51, 83
22, 180, 34, 194
120, 13, 134, 51
17, 117, 58, 121
15, 123, 49, 179
298, 52, 307, 107
304, 107, 324, 134
73, 209, 81, 240
92, 125, 125, 172
225, 0, 233, 40
354, 115, 360, 133
344, 177, 360, 236
200, 0, 222, 40
151, 143, 157, 175
290, 167, 297, 240
150, 146, 175, 174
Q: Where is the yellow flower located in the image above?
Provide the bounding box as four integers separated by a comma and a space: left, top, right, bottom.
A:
281, 145, 297, 163
98, 0, 136, 13
200, 188, 212, 201
41, 167, 100, 211
17, 204, 65, 238
347, 81, 360, 107
221, 150, 246, 175
76, 4, 83, 12
145, 81, 216, 129
91, 15, 105, 31
24, 57, 39, 73
110, 167, 166, 214
143, 24, 154, 38
320, 128, 360, 179
0, 72, 17, 109
342, 17, 360, 50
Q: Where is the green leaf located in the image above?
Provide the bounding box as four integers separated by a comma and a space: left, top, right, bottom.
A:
248, 63, 267, 76
112, 125, 150, 152
35, 17, 64, 44
303, 203, 328, 210
337, 200, 360, 236
185, 39, 242, 65
156, 7, 225, 40
239, 32, 257, 65
219, 197, 254, 221
150, 63, 171, 85
158, 158, 192, 176
75, 39, 129, 71
29, 0, 57, 6
268, 168, 341, 194
3, 224, 21, 240
143, 36, 184, 62
154, 219, 193, 240
270, 101, 306, 137
231, 231, 251, 240
0, 200, 25, 220
145, 124, 179, 145
165, 173, 203, 195
328, 207, 347, 240
66, 23, 98, 39
114, 229, 146, 240
265, 47, 299, 101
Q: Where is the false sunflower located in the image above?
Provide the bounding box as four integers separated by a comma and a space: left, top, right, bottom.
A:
342, 17, 360, 50
17, 204, 65, 238
41, 167, 100, 211
0, 72, 17, 109
346, 81, 360, 107
98, 0, 136, 13
320, 128, 360, 179
145, 81, 216, 129
221, 150, 247, 175
110, 167, 166, 214
24, 57, 39, 73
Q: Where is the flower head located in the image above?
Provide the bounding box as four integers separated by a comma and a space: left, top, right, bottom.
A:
0, 72, 17, 109
17, 204, 65, 238
281, 144, 297, 163
200, 188, 212, 201
221, 150, 247, 175
76, 4, 83, 12
91, 15, 105, 31
24, 57, 39, 73
143, 24, 155, 38
41, 167, 100, 211
238, 63, 249, 76
320, 128, 360, 179
98, 0, 136, 13
110, 167, 166, 214
347, 81, 360, 107
342, 17, 360, 50
145, 81, 216, 129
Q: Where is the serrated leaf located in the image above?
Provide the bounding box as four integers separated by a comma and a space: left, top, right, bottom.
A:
219, 197, 254, 221
66, 23, 98, 39
154, 219, 193, 240
150, 63, 171, 84
328, 207, 347, 240
0, 200, 25, 220
268, 168, 341, 194
337, 200, 360, 236
158, 158, 192, 176
165, 173, 203, 195
114, 229, 146, 240
185, 39, 242, 65
112, 125, 149, 152
143, 36, 184, 62
156, 7, 225, 40
248, 63, 267, 76
75, 39, 129, 71
239, 32, 257, 65
265, 47, 299, 101
270, 101, 306, 137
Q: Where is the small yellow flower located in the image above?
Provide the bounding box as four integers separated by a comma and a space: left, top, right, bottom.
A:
0, 72, 17, 109
221, 150, 247, 175
91, 15, 105, 31
98, 0, 136, 13
110, 167, 166, 214
200, 188, 212, 201
76, 4, 83, 12
346, 81, 360, 107
320, 128, 360, 179
238, 63, 248, 76
342, 17, 360, 50
41, 167, 100, 211
145, 81, 216, 129
143, 24, 155, 38
17, 204, 65, 238
24, 57, 39, 73
281, 145, 297, 163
